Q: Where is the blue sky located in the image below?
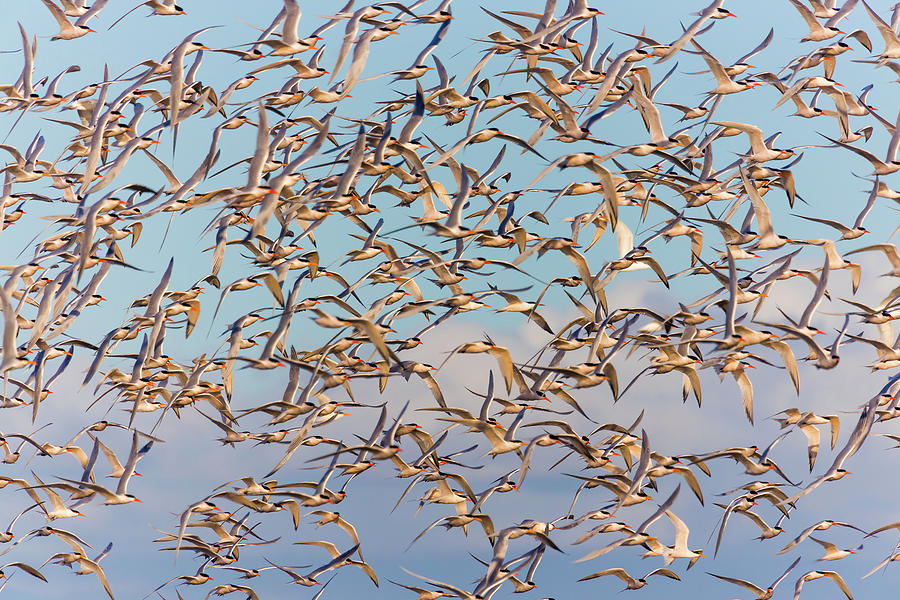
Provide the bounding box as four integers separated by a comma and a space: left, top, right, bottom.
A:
0, 1, 900, 599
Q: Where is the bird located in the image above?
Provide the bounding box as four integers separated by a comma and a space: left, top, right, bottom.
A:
708, 556, 801, 599
806, 536, 859, 561
44, 431, 149, 505
40, 0, 107, 40
786, 0, 848, 42
578, 567, 680, 590
792, 570, 853, 600
1, 2, 900, 599
778, 520, 864, 554
108, 1, 186, 30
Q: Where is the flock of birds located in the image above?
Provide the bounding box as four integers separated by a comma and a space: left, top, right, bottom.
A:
4, 0, 900, 598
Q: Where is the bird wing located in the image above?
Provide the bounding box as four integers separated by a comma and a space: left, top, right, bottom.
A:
762, 339, 800, 394
656, 0, 725, 63
798, 423, 821, 471
708, 572, 763, 593
862, 0, 900, 54
648, 568, 681, 580
824, 134, 888, 169
585, 160, 619, 228
486, 346, 514, 394
809, 536, 838, 553
40, 0, 74, 31
250, 272, 285, 306
778, 522, 820, 554
579, 567, 634, 584
717, 122, 767, 156
846, 243, 900, 269
823, 571, 853, 599
281, 0, 300, 46
733, 370, 754, 424
2, 561, 47, 582
296, 540, 340, 559
669, 467, 703, 507
770, 555, 803, 589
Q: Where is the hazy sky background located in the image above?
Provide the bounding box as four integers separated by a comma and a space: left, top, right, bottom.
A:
0, 1, 899, 599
